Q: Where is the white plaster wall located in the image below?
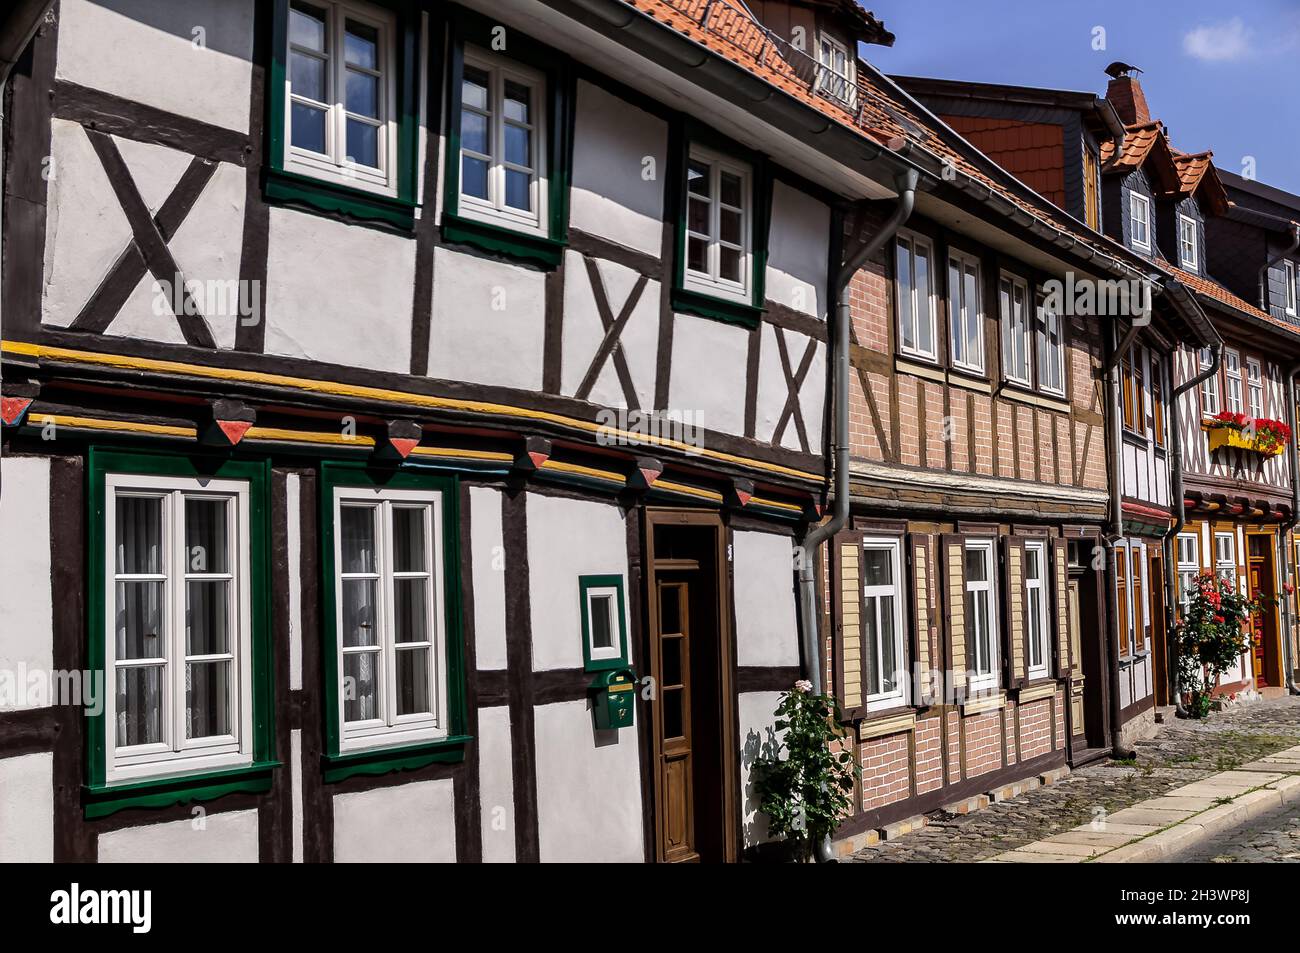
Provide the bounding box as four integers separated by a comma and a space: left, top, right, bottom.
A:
527, 494, 629, 671
264, 208, 415, 373
427, 245, 545, 391
471, 486, 507, 671
333, 779, 456, 862
0, 753, 53, 862
738, 691, 784, 847
57, 0, 254, 133
477, 705, 515, 863
754, 325, 825, 453
667, 314, 749, 438
733, 530, 799, 668
560, 251, 659, 410
290, 729, 303, 863
534, 700, 643, 862
569, 81, 667, 257
42, 119, 132, 329
765, 181, 829, 317
0, 457, 53, 711
98, 809, 259, 862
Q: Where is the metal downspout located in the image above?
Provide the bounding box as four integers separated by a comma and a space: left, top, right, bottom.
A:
1162, 342, 1223, 716
799, 168, 917, 863
1279, 363, 1300, 694
1104, 323, 1133, 758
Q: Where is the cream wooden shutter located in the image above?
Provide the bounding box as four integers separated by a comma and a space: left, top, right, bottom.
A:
940, 534, 968, 695
1052, 537, 1073, 679
832, 530, 867, 718
907, 532, 936, 705
1000, 535, 1027, 689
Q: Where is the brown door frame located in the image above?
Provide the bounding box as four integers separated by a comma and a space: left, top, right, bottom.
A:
1246, 531, 1281, 688
1149, 550, 1168, 706
642, 507, 738, 863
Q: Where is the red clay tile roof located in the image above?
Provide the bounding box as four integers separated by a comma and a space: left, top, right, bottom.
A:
626, 0, 1151, 276
1100, 121, 1162, 169
1173, 151, 1213, 192
1165, 265, 1300, 339
941, 115, 1067, 209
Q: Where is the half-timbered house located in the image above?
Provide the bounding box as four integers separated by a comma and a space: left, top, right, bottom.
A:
0, 0, 930, 863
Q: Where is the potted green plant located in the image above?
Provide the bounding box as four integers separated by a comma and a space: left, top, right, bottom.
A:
752, 681, 858, 862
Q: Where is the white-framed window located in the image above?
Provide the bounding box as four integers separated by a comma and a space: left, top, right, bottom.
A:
1247, 358, 1264, 419
683, 145, 752, 305
584, 583, 622, 665
965, 539, 999, 692
947, 249, 984, 373
1178, 214, 1199, 271
333, 486, 448, 753
285, 0, 398, 196
1215, 532, 1236, 588
895, 232, 937, 360
104, 474, 254, 784
1024, 540, 1051, 680
1286, 259, 1298, 316
1036, 297, 1066, 395
999, 272, 1031, 386
815, 33, 854, 105
1176, 532, 1199, 614
458, 46, 549, 236
1224, 348, 1243, 415
1200, 348, 1220, 416
861, 538, 906, 710
1130, 192, 1152, 251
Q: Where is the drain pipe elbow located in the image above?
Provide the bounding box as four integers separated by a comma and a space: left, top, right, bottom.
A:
1281, 362, 1300, 695
799, 169, 917, 863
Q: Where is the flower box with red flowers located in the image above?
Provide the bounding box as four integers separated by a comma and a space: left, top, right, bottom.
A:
1203, 412, 1291, 457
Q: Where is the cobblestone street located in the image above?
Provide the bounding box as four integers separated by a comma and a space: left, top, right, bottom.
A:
1162, 800, 1300, 863
849, 696, 1300, 863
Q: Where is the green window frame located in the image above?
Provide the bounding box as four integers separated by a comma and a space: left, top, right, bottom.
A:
441, 7, 574, 267
579, 574, 629, 672
86, 448, 276, 819
266, 0, 422, 229
320, 461, 469, 782
670, 122, 772, 327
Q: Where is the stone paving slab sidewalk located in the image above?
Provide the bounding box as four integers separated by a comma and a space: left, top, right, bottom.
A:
849, 695, 1300, 863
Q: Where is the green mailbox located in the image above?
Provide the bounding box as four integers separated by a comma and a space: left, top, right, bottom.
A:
591, 669, 636, 730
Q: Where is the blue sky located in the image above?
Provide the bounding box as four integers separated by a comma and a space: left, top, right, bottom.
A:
863, 0, 1300, 194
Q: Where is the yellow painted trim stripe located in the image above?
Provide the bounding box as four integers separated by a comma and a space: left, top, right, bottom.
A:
244, 426, 376, 447
3, 340, 820, 483
655, 480, 724, 503
29, 414, 196, 438
750, 496, 804, 513
409, 446, 513, 463
539, 459, 626, 484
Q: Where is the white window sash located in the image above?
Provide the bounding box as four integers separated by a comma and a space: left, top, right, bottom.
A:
104, 475, 254, 785
897, 232, 937, 361
947, 250, 984, 373
1247, 359, 1264, 418
862, 538, 906, 709
333, 486, 448, 753
1130, 193, 1151, 250
1286, 260, 1297, 315
1036, 301, 1065, 395
965, 541, 999, 691
1179, 214, 1198, 270
681, 145, 752, 305
284, 0, 399, 196
1000, 273, 1031, 386
1224, 350, 1243, 414
457, 47, 549, 236
1025, 541, 1050, 679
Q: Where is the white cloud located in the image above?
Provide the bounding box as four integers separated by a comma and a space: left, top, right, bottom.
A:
1182, 17, 1253, 62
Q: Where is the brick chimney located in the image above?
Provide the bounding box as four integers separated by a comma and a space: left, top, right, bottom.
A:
1106, 74, 1150, 126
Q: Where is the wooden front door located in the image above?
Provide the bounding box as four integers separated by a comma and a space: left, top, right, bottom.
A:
654, 578, 695, 861
1247, 536, 1277, 688
644, 510, 736, 863
1149, 552, 1168, 706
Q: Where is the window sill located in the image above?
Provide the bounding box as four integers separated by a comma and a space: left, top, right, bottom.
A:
265, 167, 416, 231
670, 286, 762, 328
1017, 680, 1059, 703
323, 734, 471, 783
442, 213, 565, 268
857, 708, 917, 739
960, 690, 1006, 715
948, 368, 992, 393
999, 384, 1070, 414
84, 760, 278, 820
